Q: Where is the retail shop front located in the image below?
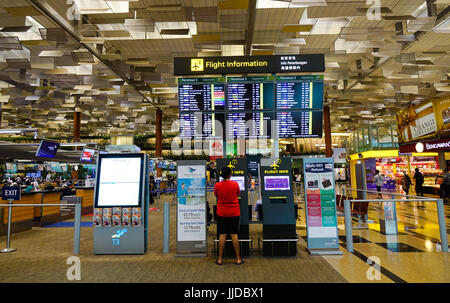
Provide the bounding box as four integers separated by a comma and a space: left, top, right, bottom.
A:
348, 150, 441, 197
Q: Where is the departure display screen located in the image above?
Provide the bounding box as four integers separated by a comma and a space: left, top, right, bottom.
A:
179, 112, 225, 139
276, 111, 322, 138
227, 82, 274, 110
276, 80, 324, 110
226, 112, 273, 139
178, 83, 225, 111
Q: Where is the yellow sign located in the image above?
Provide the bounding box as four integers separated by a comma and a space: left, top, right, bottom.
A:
270, 159, 281, 169
191, 58, 204, 72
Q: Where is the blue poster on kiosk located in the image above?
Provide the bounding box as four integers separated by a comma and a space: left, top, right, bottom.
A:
303, 157, 342, 255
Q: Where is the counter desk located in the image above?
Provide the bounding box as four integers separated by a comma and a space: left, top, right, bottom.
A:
0, 187, 95, 235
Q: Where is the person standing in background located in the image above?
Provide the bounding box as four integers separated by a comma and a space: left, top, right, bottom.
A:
402, 171, 412, 195
442, 167, 450, 202
373, 170, 384, 199
414, 168, 424, 197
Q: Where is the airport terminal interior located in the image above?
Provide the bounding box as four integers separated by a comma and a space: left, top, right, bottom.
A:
0, 0, 449, 284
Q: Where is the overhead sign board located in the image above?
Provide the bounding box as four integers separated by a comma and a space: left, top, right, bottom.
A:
174, 54, 325, 75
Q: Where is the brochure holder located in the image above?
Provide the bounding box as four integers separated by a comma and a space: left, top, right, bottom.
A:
93, 153, 149, 255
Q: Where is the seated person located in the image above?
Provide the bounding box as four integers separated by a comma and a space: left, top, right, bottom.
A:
62, 183, 76, 196
24, 184, 34, 193
44, 182, 54, 191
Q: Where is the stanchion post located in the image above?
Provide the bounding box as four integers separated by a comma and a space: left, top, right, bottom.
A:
0, 199, 16, 253
294, 182, 298, 201
73, 197, 81, 255
436, 199, 448, 252
343, 199, 353, 253
163, 202, 170, 254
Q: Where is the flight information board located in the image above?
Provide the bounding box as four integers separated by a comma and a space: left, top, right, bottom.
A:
277, 111, 323, 138
276, 76, 324, 110
178, 76, 324, 140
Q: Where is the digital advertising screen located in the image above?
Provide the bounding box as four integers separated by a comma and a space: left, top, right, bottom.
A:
178, 83, 225, 111
276, 111, 323, 138
95, 155, 143, 207
80, 148, 95, 162
36, 140, 60, 158
264, 176, 291, 191
227, 82, 274, 111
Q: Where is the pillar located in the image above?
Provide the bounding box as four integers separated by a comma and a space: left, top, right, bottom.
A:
155, 109, 162, 158
323, 105, 332, 157
74, 111, 81, 142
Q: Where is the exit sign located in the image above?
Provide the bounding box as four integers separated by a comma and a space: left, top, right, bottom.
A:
2, 186, 21, 201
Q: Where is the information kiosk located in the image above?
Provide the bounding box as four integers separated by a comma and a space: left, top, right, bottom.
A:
215, 158, 250, 257
93, 153, 149, 254
260, 157, 297, 256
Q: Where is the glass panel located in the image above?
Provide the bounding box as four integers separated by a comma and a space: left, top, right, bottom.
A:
371, 125, 378, 147
378, 125, 392, 148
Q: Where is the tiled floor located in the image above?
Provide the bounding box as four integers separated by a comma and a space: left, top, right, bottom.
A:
0, 187, 449, 283
299, 185, 450, 283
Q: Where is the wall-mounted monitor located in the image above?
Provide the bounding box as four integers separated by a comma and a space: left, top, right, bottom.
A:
264, 176, 290, 191
80, 147, 95, 162
95, 154, 144, 207
36, 140, 60, 158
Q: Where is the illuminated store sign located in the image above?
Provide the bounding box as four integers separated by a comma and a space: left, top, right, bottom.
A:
174, 54, 325, 75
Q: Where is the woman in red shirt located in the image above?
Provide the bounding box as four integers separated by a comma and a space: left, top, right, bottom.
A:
214, 166, 243, 265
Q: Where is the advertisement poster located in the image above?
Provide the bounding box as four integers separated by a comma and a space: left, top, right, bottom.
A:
303, 158, 339, 250
435, 96, 450, 138
333, 148, 347, 164
209, 140, 223, 160
177, 165, 206, 242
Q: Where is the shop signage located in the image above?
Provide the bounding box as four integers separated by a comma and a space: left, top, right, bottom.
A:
2, 186, 21, 201
396, 96, 450, 144
303, 158, 340, 252
399, 138, 450, 153
174, 54, 325, 75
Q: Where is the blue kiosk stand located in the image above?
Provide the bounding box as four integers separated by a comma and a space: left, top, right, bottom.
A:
260, 157, 297, 256
93, 153, 149, 255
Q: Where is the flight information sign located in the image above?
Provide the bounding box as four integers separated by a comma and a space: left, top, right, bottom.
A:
276, 76, 324, 110
277, 111, 323, 138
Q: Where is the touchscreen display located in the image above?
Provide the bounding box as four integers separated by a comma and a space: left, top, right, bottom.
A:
264, 176, 290, 191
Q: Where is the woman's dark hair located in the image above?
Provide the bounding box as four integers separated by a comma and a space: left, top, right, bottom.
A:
375, 170, 379, 174
221, 167, 232, 179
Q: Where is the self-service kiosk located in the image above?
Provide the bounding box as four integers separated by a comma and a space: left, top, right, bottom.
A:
215, 158, 250, 257
93, 153, 149, 254
260, 157, 297, 256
